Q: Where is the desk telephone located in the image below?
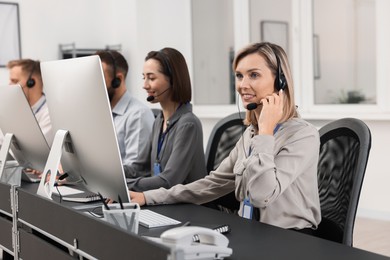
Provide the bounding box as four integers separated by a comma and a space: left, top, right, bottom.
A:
148, 226, 232, 259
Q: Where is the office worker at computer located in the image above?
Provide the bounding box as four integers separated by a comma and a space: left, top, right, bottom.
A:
1, 59, 53, 260
95, 50, 154, 168
123, 47, 206, 191
0, 59, 54, 147
130, 42, 321, 233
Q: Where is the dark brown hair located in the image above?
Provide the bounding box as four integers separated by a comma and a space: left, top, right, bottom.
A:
95, 50, 129, 78
145, 47, 192, 103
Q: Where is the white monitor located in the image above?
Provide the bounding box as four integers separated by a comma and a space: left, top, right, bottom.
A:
39, 55, 130, 202
0, 84, 50, 178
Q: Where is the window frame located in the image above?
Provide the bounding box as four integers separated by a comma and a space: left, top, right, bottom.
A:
295, 0, 390, 120
193, 0, 390, 121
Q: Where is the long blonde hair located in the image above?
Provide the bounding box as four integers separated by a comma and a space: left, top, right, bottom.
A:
233, 42, 298, 126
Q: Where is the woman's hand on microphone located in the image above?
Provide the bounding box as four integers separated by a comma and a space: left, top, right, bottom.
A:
257, 90, 284, 135
130, 191, 146, 206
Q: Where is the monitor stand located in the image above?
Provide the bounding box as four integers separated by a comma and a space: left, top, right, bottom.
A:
0, 133, 14, 180
37, 129, 70, 200
0, 133, 25, 185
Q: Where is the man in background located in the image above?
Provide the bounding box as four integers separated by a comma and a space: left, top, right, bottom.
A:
0, 59, 53, 146
1, 58, 54, 260
95, 50, 154, 168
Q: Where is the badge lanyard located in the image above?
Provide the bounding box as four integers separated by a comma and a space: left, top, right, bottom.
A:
153, 104, 184, 176
154, 119, 177, 176
242, 123, 281, 220
154, 129, 168, 176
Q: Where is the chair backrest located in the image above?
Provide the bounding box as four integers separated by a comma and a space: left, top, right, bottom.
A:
315, 118, 371, 246
205, 112, 247, 173
204, 112, 247, 213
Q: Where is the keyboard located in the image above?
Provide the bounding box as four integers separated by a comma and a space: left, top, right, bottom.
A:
139, 209, 181, 228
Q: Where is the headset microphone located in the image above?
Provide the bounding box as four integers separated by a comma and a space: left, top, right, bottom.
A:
246, 102, 261, 111
146, 87, 170, 102
146, 95, 155, 102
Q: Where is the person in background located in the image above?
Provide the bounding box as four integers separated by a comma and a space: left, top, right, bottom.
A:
130, 42, 321, 233
2, 59, 53, 145
95, 50, 154, 169
124, 47, 207, 191
1, 58, 54, 260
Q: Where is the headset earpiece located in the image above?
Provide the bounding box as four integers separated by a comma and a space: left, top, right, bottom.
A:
273, 47, 287, 91
111, 76, 121, 89
276, 65, 286, 91
26, 63, 37, 88
107, 51, 121, 89
26, 78, 36, 88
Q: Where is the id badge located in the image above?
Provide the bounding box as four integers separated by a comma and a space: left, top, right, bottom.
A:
153, 162, 161, 176
242, 198, 253, 219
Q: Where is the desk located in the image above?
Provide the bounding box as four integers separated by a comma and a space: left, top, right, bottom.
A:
140, 204, 389, 260
1, 183, 389, 260
0, 182, 13, 256
16, 187, 171, 259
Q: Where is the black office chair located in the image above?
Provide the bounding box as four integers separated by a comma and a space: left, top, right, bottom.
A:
203, 112, 247, 214
314, 118, 371, 246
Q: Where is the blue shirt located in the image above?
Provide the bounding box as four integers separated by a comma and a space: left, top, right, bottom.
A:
112, 91, 154, 167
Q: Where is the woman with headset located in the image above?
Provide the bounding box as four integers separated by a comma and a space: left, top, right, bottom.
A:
130, 42, 321, 233
124, 47, 207, 191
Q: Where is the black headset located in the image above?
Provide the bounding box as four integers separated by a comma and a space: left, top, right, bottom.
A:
158, 50, 173, 85
270, 45, 287, 91
107, 51, 121, 89
26, 62, 37, 88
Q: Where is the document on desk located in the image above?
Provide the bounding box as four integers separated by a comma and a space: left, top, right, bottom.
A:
52, 186, 84, 196
52, 186, 102, 202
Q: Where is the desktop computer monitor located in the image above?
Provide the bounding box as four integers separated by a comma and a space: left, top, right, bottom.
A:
40, 55, 130, 202
0, 84, 50, 174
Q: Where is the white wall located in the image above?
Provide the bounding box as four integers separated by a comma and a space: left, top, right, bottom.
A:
192, 0, 234, 105
313, 0, 376, 104
130, 0, 193, 104
249, 0, 292, 55
0, 0, 124, 82
1, 0, 390, 221
0, 0, 193, 106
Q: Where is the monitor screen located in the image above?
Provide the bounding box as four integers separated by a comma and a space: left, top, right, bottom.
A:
40, 56, 130, 202
0, 84, 50, 172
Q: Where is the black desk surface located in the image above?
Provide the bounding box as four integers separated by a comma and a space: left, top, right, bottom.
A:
16, 182, 390, 260
140, 204, 389, 260
16, 184, 171, 260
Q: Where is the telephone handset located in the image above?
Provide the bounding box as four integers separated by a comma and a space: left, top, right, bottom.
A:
161, 226, 229, 246
147, 226, 233, 259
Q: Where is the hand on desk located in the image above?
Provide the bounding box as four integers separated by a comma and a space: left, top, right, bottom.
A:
24, 168, 42, 176
130, 191, 146, 206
